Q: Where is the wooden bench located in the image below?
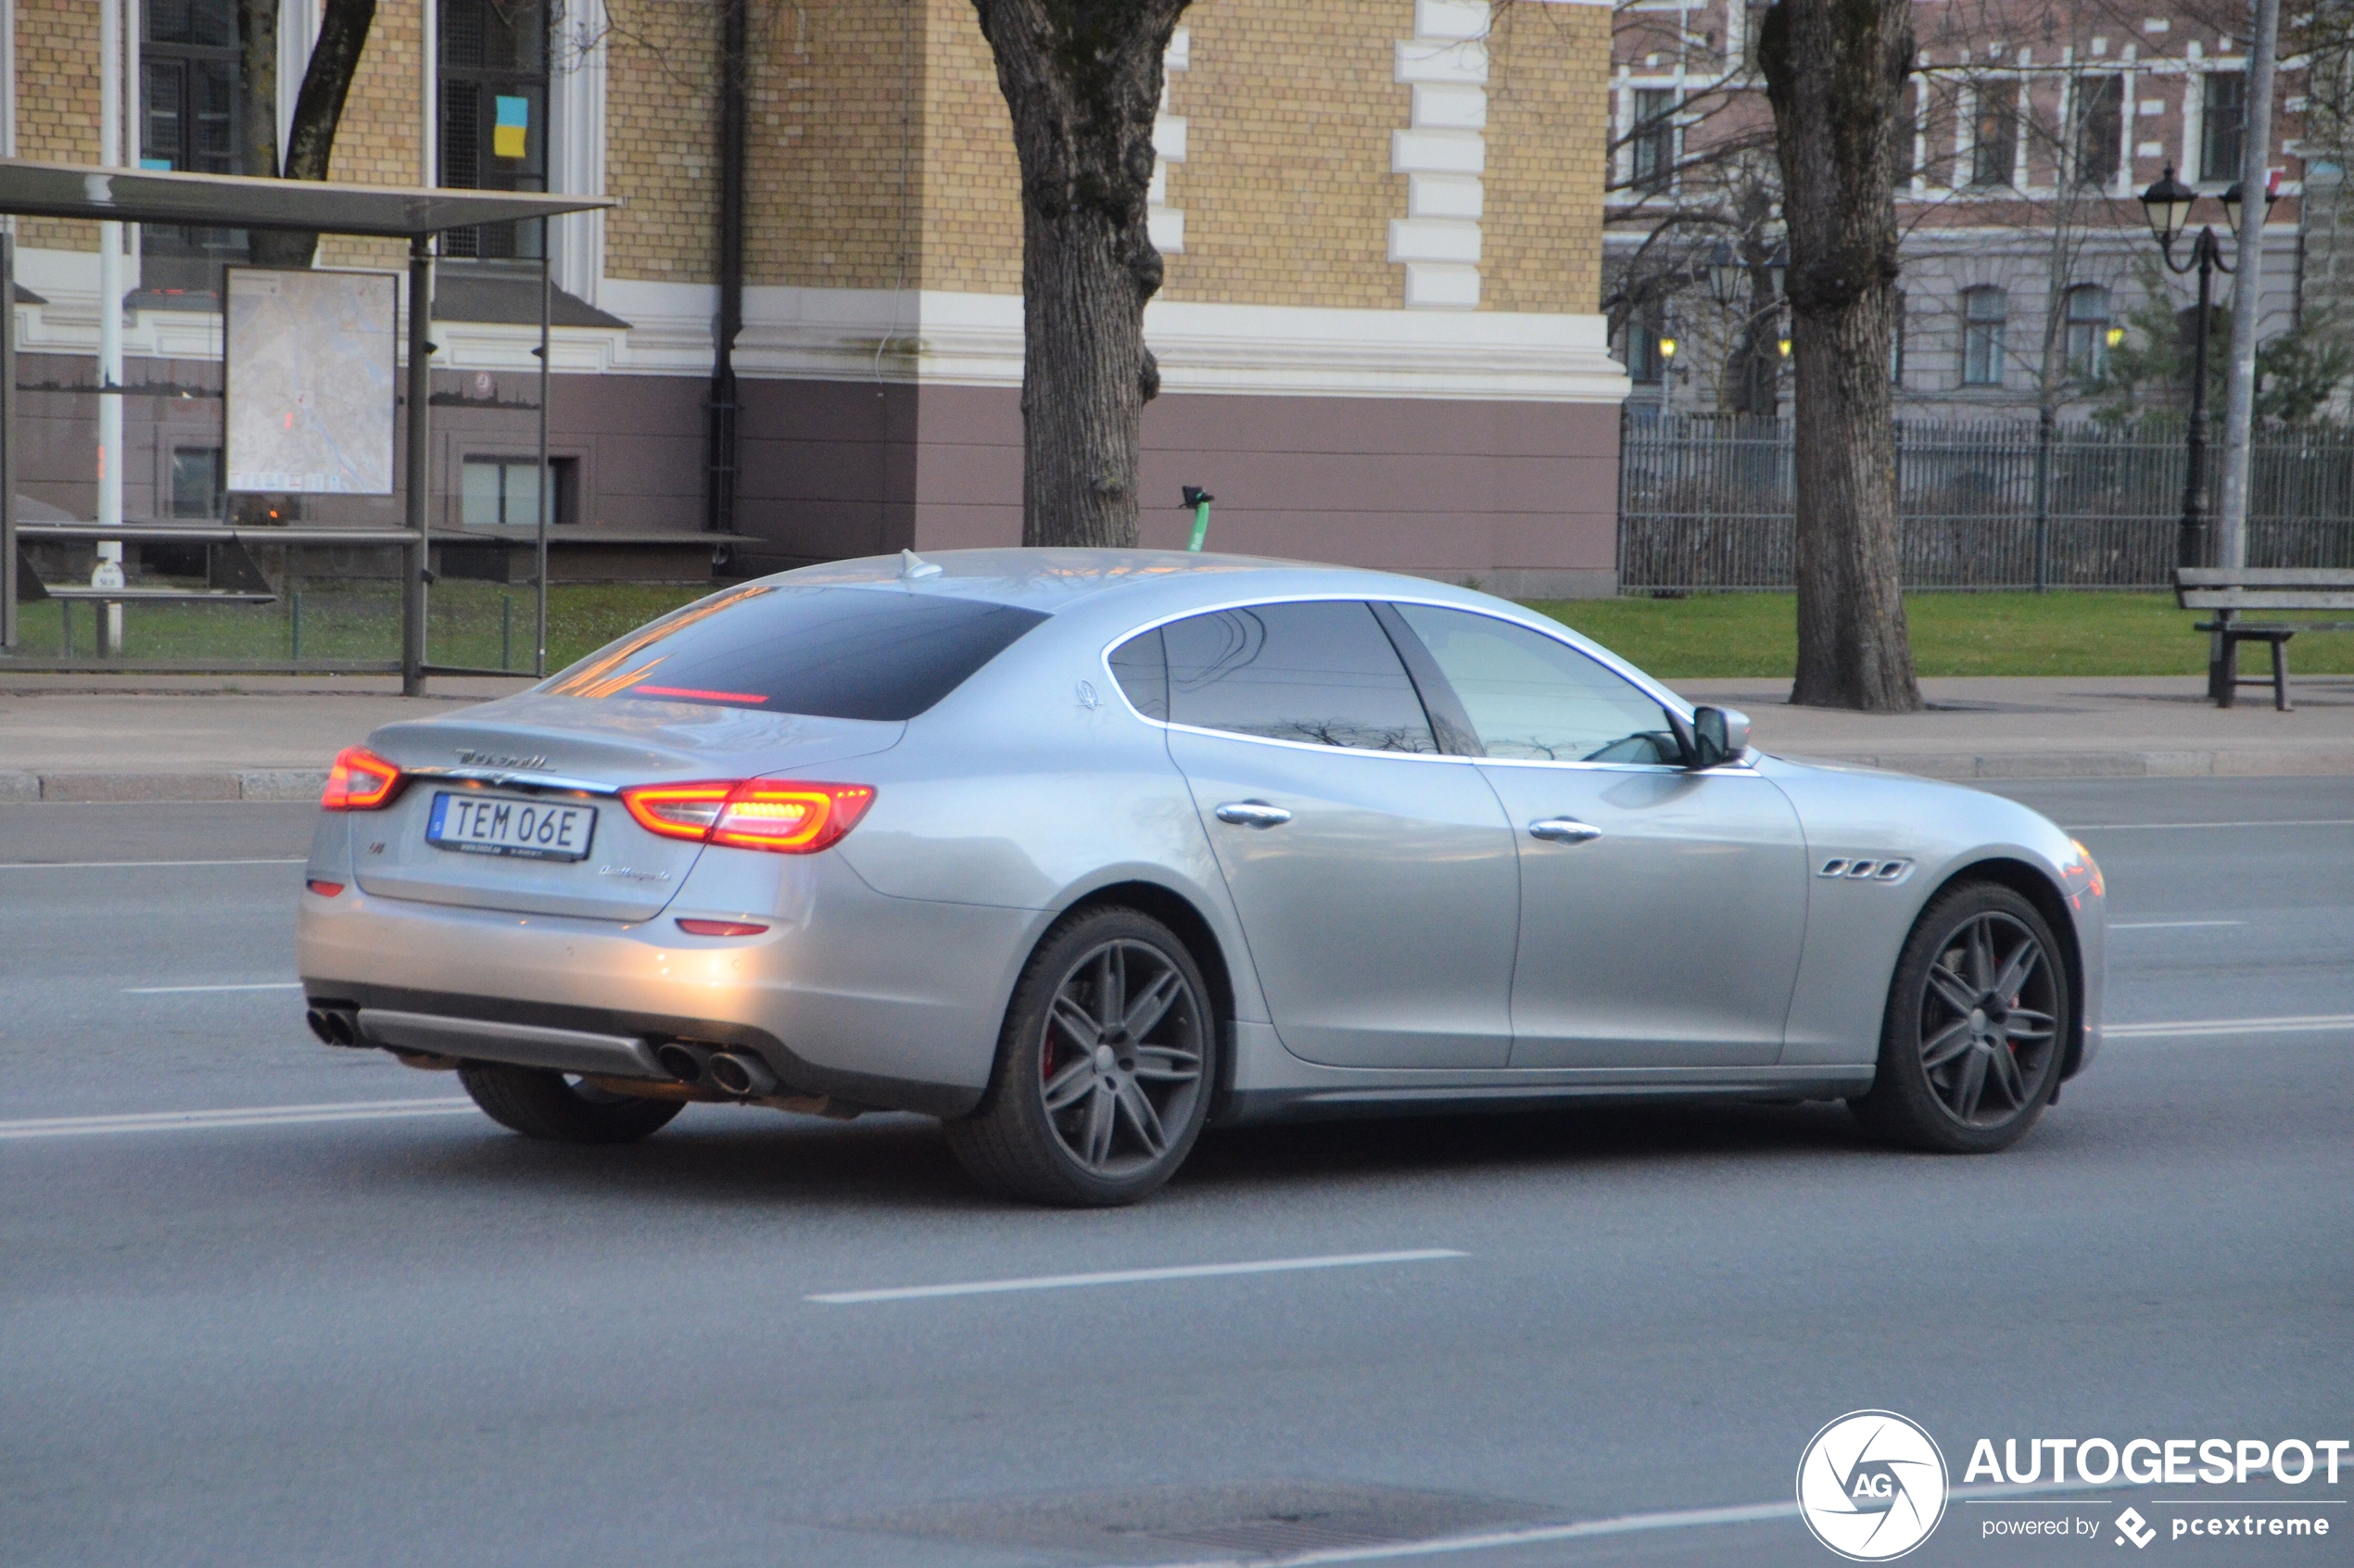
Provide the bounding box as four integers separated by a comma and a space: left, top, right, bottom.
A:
2175, 567, 2354, 711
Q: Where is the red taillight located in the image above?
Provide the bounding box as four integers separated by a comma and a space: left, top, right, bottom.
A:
676, 918, 769, 937
620, 779, 876, 855
306, 879, 346, 897
322, 746, 402, 811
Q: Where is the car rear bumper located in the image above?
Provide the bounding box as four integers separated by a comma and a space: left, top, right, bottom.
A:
297, 851, 1042, 1119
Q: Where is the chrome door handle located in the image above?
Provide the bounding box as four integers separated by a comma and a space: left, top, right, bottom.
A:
1214, 801, 1293, 828
1528, 817, 1602, 844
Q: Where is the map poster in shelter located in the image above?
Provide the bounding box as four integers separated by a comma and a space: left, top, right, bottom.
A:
224, 268, 398, 495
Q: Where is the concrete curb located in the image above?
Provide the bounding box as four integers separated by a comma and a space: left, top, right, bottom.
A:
6, 750, 2354, 803
1, 769, 329, 803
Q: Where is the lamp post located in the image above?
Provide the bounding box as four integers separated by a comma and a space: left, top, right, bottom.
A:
2140, 166, 2274, 573
2141, 165, 2277, 698
1705, 238, 1785, 416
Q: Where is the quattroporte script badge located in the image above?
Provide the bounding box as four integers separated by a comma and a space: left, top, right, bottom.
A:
1797, 1410, 1949, 1561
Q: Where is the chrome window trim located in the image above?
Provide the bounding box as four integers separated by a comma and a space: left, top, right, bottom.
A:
401, 766, 620, 798
1093, 591, 1752, 777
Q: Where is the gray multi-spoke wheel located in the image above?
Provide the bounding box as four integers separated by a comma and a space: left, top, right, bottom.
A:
1852, 881, 2071, 1154
946, 905, 1216, 1206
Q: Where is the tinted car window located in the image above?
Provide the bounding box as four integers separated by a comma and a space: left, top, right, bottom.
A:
543, 584, 1047, 720
1163, 601, 1437, 752
1393, 604, 1679, 764
1107, 626, 1169, 721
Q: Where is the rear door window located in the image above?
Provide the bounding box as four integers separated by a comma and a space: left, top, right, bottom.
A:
543, 584, 1047, 719
1159, 601, 1437, 752
1391, 604, 1680, 764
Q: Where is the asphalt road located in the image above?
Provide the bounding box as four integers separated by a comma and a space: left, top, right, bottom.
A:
3, 779, 2349, 1568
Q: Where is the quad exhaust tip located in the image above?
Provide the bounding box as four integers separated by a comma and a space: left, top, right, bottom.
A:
306, 1007, 360, 1047
707, 1051, 778, 1098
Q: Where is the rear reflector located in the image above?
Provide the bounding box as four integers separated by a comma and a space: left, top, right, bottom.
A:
322, 746, 402, 811
306, 879, 346, 897
676, 918, 769, 937
621, 778, 876, 854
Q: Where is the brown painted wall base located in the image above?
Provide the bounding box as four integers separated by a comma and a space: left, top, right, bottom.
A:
736, 380, 1623, 597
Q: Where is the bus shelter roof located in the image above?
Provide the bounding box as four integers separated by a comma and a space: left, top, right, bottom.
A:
0, 158, 614, 237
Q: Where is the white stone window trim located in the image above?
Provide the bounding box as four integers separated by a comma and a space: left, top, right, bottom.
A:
1147, 26, 1188, 255
1392, 0, 1489, 310
551, 0, 609, 303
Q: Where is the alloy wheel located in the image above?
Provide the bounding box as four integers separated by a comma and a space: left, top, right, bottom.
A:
1917, 911, 2059, 1127
1037, 938, 1207, 1177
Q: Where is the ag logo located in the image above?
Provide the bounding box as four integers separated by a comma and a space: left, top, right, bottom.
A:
1796, 1410, 1949, 1561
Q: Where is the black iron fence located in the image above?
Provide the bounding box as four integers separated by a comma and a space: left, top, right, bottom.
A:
1618, 413, 2354, 591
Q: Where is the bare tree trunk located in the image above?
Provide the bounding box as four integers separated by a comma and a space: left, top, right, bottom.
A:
1760, 0, 1921, 712
236, 0, 280, 180
252, 0, 379, 269
971, 0, 1189, 549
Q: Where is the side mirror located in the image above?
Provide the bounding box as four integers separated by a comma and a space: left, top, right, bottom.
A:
1686, 705, 1752, 769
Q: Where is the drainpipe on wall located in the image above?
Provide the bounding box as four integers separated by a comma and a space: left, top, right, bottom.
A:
706, 0, 746, 537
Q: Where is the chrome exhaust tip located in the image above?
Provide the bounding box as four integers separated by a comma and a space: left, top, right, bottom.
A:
707, 1050, 778, 1098
655, 1041, 715, 1086
306, 1007, 358, 1046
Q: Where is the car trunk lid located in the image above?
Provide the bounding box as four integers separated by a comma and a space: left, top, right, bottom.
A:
349, 693, 902, 921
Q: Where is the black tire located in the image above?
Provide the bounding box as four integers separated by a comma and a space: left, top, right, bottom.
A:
458, 1061, 685, 1144
1851, 880, 2071, 1154
944, 905, 1218, 1207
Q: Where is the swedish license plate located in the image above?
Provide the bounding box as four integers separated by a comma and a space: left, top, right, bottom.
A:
425, 792, 596, 862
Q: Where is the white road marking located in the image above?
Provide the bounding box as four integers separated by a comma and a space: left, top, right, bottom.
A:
2067, 819, 2354, 831
2108, 1014, 2354, 1038
0, 857, 306, 869
0, 1098, 475, 1141
2111, 919, 2246, 929
1139, 1478, 2124, 1566
123, 981, 303, 994
808, 1249, 1466, 1305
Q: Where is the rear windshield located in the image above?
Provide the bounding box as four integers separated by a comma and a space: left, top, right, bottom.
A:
541, 584, 1049, 720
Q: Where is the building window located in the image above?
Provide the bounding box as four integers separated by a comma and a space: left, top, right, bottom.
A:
1893, 83, 1917, 188
2202, 71, 2246, 183
171, 447, 223, 519
1972, 83, 2019, 188
1626, 302, 1668, 385
1630, 89, 1677, 194
2065, 285, 2112, 379
440, 0, 551, 261
2075, 75, 2123, 189
461, 456, 579, 526
141, 0, 247, 276
1962, 286, 2006, 386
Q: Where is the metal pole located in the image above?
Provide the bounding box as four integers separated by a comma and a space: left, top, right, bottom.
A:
1, 229, 16, 651
2182, 237, 2226, 700
402, 234, 432, 695
536, 244, 550, 676
2032, 403, 2053, 592
2218, 0, 2282, 576
96, 0, 125, 659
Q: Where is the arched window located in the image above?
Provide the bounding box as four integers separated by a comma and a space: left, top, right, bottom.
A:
2065, 285, 2113, 379
1961, 287, 2007, 386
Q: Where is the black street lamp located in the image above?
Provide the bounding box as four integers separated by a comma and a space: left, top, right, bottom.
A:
2140, 165, 2273, 574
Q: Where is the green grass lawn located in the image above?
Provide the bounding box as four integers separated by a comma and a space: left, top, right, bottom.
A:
1525, 591, 2354, 680
11, 581, 712, 672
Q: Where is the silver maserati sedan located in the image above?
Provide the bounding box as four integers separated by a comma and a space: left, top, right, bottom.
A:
297, 550, 2107, 1205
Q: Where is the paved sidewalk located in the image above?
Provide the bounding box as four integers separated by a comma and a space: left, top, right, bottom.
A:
3, 672, 2353, 801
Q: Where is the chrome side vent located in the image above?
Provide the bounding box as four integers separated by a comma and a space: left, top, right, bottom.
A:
1818, 856, 1913, 882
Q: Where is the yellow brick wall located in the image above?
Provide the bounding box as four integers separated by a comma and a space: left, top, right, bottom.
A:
601, 0, 719, 282
914, 0, 1020, 295
1483, 0, 1607, 313
316, 0, 424, 271
18, 0, 103, 251
1162, 0, 1414, 309
747, 0, 923, 290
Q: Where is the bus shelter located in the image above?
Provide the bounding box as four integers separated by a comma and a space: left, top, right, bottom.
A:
0, 158, 613, 693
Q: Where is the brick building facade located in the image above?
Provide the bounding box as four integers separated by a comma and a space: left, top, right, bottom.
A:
1607, 0, 2317, 420
7, 0, 1628, 596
